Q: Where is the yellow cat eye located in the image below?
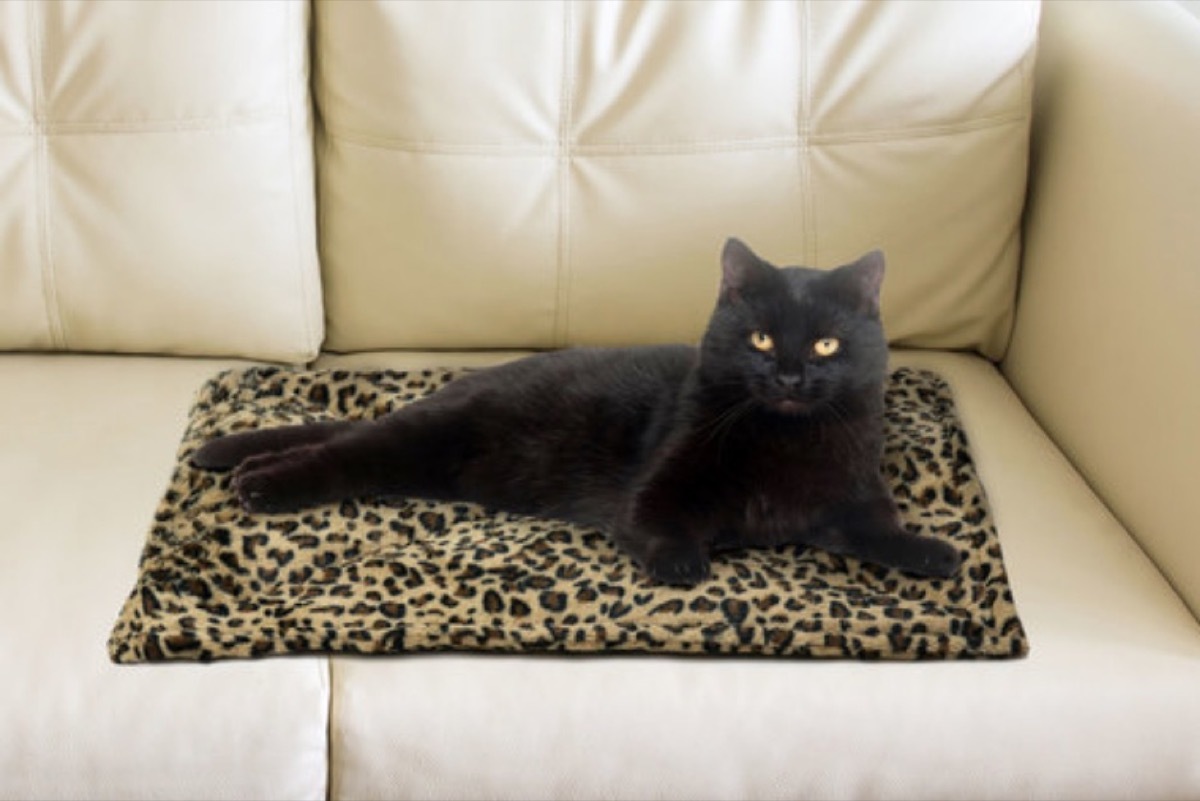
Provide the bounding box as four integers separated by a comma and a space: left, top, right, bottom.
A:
813, 337, 841, 357
749, 331, 775, 352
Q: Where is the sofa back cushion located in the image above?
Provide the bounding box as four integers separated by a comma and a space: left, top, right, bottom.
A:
0, 1, 322, 362
315, 0, 1039, 358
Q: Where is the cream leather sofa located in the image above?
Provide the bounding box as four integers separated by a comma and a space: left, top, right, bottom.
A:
3, 2, 1199, 799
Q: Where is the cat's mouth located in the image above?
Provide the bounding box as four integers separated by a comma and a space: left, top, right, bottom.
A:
769, 398, 812, 416
754, 379, 824, 416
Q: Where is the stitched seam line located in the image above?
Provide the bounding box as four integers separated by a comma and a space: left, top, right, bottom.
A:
0, 108, 1024, 144
553, 0, 574, 348
805, 3, 818, 265
797, 2, 816, 266
812, 111, 1028, 145
322, 657, 335, 801
284, 1, 318, 362
0, 109, 288, 136
29, 6, 65, 349
313, 1, 333, 362
319, 110, 1027, 157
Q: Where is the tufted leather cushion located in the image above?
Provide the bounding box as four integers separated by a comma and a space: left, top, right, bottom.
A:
0, 1, 322, 362
315, 0, 1039, 358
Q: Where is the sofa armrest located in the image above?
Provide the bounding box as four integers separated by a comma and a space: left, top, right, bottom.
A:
1004, 0, 1200, 618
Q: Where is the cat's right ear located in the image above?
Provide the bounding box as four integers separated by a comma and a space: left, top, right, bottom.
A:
840, 249, 885, 316
720, 237, 769, 303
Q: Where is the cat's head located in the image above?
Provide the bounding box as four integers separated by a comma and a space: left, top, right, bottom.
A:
698, 238, 889, 416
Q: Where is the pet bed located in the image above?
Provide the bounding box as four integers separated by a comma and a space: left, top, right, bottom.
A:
109, 366, 1028, 663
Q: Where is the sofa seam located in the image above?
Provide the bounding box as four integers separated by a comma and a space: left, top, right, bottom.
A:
323, 656, 334, 801
28, 4, 66, 349
798, 1, 817, 267
312, 0, 333, 365
285, 0, 319, 362
811, 112, 1028, 146
995, 5, 1040, 363
316, 111, 1028, 157
0, 109, 289, 136
553, 0, 575, 348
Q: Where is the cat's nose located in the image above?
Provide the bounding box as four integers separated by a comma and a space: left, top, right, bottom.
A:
777, 373, 803, 390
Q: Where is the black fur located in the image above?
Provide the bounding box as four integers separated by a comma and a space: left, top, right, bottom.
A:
192, 238, 962, 585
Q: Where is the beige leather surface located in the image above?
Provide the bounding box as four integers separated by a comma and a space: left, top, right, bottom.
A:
0, 356, 329, 800
315, 1, 1038, 357
317, 349, 1200, 801
1005, 1, 1200, 618
0, 2, 323, 362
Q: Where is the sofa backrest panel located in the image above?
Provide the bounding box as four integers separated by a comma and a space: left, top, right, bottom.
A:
315, 0, 1039, 358
0, 1, 322, 362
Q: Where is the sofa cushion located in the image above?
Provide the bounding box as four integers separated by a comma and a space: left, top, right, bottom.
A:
0, 2, 322, 362
0, 355, 328, 800
315, 1, 1039, 358
1006, 0, 1200, 619
314, 349, 1200, 801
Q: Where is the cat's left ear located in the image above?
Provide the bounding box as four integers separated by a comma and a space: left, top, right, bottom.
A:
835, 249, 885, 316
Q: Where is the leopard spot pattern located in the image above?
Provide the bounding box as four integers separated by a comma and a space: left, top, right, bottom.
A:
108, 367, 1029, 663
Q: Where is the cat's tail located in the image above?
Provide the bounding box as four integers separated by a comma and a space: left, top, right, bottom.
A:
190, 420, 356, 470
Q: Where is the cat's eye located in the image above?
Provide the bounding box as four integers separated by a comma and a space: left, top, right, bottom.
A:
749, 331, 774, 353
813, 337, 841, 357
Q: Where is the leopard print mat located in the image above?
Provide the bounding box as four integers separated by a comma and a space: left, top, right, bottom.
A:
108, 366, 1029, 663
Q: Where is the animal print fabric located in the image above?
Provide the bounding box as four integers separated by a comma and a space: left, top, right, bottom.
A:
108, 366, 1028, 663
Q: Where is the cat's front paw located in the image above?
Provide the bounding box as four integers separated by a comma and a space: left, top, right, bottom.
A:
643, 539, 711, 587
904, 538, 963, 579
232, 453, 307, 514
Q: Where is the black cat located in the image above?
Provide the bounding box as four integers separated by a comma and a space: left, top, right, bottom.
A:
192, 238, 962, 586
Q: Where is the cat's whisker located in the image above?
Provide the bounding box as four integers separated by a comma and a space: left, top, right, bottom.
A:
695, 397, 756, 452
826, 399, 871, 458
713, 400, 757, 455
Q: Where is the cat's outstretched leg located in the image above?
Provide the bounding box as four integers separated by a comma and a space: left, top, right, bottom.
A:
807, 497, 963, 578
228, 401, 475, 514
191, 420, 356, 470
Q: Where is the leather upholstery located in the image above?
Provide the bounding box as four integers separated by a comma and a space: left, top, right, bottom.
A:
0, 1, 322, 361
314, 0, 1038, 357
1005, 0, 1200, 619
0, 356, 328, 800
312, 349, 1200, 801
